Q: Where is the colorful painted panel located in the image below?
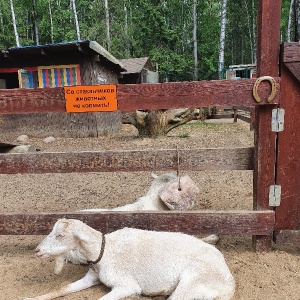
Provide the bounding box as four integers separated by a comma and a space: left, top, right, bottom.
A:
18, 69, 36, 88
38, 65, 81, 88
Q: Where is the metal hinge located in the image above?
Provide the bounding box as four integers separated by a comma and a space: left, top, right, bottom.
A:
269, 185, 281, 206
271, 108, 284, 132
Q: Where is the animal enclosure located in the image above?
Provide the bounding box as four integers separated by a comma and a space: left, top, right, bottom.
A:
0, 1, 300, 253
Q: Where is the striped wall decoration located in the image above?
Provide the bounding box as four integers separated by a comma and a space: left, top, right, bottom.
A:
18, 69, 36, 88
38, 65, 81, 88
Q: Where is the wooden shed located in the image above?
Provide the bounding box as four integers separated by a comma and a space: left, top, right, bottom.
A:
119, 57, 158, 84
0, 40, 126, 138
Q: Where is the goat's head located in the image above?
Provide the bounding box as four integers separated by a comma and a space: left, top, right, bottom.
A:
150, 173, 198, 210
35, 219, 83, 259
159, 175, 199, 210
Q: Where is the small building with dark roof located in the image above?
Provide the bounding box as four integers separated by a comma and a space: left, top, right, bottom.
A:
0, 40, 126, 138
119, 57, 158, 84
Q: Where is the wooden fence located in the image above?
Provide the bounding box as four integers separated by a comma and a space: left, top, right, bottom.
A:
0, 1, 299, 250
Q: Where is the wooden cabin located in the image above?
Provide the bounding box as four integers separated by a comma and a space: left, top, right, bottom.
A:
119, 57, 158, 84
0, 40, 126, 138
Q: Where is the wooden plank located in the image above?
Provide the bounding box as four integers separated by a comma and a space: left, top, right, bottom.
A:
0, 87, 66, 114
282, 42, 300, 63
237, 114, 251, 124
253, 0, 281, 251
233, 106, 255, 113
0, 147, 254, 174
285, 62, 300, 83
0, 210, 275, 236
275, 62, 300, 230
256, 0, 282, 77
117, 79, 280, 111
0, 79, 281, 115
276, 230, 300, 246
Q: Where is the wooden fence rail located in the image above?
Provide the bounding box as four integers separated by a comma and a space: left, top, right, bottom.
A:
0, 211, 275, 236
0, 148, 254, 174
0, 78, 280, 114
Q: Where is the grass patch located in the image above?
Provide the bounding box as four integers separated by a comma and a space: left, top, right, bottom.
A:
178, 133, 189, 138
186, 121, 220, 128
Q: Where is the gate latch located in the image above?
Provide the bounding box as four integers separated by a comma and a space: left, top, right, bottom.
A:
269, 185, 281, 206
271, 108, 284, 132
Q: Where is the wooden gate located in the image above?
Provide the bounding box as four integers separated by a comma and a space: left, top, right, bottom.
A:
0, 0, 299, 250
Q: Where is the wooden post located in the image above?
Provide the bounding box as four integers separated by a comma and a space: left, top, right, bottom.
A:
253, 0, 282, 251
275, 44, 300, 234
233, 108, 238, 123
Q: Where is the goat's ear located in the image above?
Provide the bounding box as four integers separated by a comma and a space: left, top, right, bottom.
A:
151, 172, 158, 179
55, 219, 70, 237
73, 229, 90, 245
59, 218, 70, 226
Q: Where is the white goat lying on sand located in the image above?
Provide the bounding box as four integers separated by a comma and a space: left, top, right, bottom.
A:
55, 173, 219, 275
22, 219, 235, 300
81, 172, 194, 212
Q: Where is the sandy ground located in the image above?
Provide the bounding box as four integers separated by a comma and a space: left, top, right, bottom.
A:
0, 119, 299, 300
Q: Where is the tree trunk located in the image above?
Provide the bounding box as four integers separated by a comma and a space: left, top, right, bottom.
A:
296, 0, 300, 41
251, 0, 257, 63
127, 109, 199, 138
218, 0, 227, 79
71, 0, 80, 40
244, 0, 254, 63
10, 0, 20, 46
124, 0, 129, 57
193, 0, 198, 81
32, 0, 39, 45
104, 0, 111, 51
287, 0, 295, 42
0, 6, 3, 29
49, 0, 54, 43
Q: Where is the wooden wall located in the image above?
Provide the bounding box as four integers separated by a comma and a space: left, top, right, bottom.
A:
0, 58, 122, 139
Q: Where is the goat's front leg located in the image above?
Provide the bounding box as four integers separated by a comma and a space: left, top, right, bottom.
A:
21, 269, 100, 300
99, 284, 141, 300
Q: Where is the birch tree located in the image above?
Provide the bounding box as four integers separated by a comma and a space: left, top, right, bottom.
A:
104, 0, 111, 51
32, 0, 39, 44
9, 0, 20, 46
193, 0, 198, 81
218, 0, 227, 79
49, 0, 54, 43
287, 0, 295, 41
296, 0, 300, 41
71, 0, 80, 40
244, 0, 255, 63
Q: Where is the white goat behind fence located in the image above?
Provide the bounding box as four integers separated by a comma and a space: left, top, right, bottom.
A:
81, 172, 197, 212
56, 173, 219, 275
22, 218, 235, 300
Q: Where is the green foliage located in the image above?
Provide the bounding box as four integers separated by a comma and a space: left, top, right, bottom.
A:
0, 0, 293, 81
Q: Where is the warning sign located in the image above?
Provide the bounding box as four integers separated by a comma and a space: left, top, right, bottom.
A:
64, 85, 117, 112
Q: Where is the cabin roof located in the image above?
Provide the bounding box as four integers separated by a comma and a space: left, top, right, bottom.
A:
119, 57, 151, 74
0, 40, 126, 71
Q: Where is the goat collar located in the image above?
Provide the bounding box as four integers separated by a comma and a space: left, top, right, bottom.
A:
87, 233, 106, 267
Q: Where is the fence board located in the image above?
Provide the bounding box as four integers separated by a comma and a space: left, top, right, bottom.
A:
276, 230, 300, 246
0, 79, 280, 115
0, 147, 254, 174
0, 210, 275, 236
282, 42, 300, 63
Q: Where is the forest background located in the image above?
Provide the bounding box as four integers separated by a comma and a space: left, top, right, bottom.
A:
0, 0, 299, 82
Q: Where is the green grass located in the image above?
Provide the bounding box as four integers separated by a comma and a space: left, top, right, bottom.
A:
183, 121, 242, 133
185, 121, 219, 128
178, 132, 189, 138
